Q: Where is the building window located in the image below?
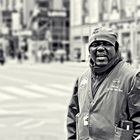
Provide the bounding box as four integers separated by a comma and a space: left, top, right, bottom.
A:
38, 20, 47, 27
63, 1, 69, 9
39, 1, 49, 8
61, 20, 64, 26
52, 20, 55, 27
52, 43, 58, 51
65, 34, 69, 40
83, 36, 88, 43
74, 36, 80, 40
53, 34, 58, 40
65, 20, 69, 27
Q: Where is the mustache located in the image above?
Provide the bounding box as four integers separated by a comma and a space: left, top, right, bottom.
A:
96, 52, 107, 57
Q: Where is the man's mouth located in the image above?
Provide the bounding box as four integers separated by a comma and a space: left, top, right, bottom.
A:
95, 54, 108, 66
96, 56, 108, 62
96, 53, 108, 59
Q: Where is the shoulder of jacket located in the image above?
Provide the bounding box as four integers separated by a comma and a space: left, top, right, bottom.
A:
121, 61, 137, 77
78, 68, 91, 80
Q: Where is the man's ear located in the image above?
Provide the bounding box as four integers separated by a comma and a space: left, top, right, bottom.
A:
89, 57, 94, 65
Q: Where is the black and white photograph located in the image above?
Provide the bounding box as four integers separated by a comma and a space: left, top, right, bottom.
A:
0, 0, 140, 140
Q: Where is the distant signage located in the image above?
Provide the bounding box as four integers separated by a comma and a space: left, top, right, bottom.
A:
99, 0, 137, 20
109, 0, 120, 20
110, 0, 120, 13
48, 11, 66, 17
121, 0, 136, 18
13, 30, 32, 36
99, 0, 109, 21
82, 0, 90, 24
82, 0, 99, 24
100, 0, 121, 21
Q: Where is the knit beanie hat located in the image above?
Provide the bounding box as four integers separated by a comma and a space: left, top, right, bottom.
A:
89, 27, 118, 50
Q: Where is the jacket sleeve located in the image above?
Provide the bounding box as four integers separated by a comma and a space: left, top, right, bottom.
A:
67, 79, 79, 140
128, 72, 140, 139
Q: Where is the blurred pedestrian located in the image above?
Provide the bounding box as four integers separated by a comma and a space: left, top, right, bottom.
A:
17, 48, 22, 63
126, 49, 132, 64
60, 55, 64, 63
0, 44, 5, 65
67, 27, 140, 140
77, 50, 81, 62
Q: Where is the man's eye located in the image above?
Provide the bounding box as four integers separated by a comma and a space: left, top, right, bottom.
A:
104, 42, 112, 46
91, 43, 98, 47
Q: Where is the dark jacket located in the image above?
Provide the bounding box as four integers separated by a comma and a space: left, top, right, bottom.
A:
67, 61, 140, 140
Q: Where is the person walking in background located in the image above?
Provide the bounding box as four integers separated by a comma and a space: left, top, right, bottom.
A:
67, 27, 140, 140
60, 55, 64, 63
17, 47, 22, 63
126, 49, 132, 64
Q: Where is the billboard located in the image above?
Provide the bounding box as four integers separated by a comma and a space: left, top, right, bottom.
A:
82, 0, 99, 24
99, 0, 121, 21
99, 0, 136, 21
99, 0, 109, 21
109, 0, 120, 20
71, 0, 99, 26
121, 0, 136, 18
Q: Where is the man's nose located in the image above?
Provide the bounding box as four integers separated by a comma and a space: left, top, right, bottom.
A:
97, 45, 105, 52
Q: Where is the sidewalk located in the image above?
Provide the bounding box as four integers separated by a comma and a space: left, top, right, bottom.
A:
6, 59, 89, 67
63, 61, 89, 68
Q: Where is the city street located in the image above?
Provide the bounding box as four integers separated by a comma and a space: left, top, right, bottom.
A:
0, 62, 87, 140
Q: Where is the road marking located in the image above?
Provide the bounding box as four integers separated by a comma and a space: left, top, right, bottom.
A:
0, 124, 6, 127
15, 118, 60, 128
0, 102, 66, 113
0, 75, 32, 84
0, 91, 17, 101
15, 118, 35, 127
23, 120, 47, 129
49, 84, 72, 92
22, 119, 60, 129
0, 86, 47, 98
25, 85, 70, 97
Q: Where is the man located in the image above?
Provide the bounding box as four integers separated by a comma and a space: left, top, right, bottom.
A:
67, 27, 140, 140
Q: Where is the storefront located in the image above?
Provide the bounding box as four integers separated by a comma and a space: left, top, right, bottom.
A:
70, 0, 140, 63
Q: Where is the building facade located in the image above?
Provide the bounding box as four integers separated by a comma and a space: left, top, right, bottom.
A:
71, 0, 140, 63
31, 0, 70, 60
0, 0, 35, 58
0, 0, 35, 34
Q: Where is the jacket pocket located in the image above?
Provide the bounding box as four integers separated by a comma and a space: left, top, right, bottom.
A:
114, 126, 133, 140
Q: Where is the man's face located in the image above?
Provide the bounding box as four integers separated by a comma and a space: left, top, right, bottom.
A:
89, 41, 116, 67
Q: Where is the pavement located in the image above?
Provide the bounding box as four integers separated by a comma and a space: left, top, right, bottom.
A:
5, 59, 89, 68
6, 59, 140, 70
0, 60, 88, 140
0, 60, 140, 140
